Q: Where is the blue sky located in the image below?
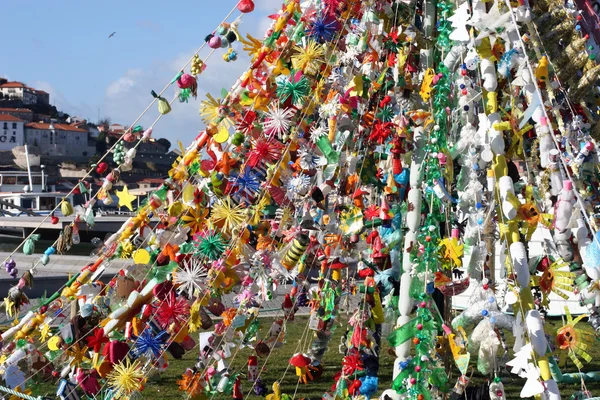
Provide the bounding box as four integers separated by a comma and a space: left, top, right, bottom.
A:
1, 0, 281, 146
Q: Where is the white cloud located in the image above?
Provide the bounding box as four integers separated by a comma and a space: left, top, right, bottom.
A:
105, 70, 143, 97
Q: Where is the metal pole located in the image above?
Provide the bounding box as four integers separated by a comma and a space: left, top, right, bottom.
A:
24, 145, 33, 192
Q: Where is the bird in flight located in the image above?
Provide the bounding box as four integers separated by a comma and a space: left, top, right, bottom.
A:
108, 32, 116, 38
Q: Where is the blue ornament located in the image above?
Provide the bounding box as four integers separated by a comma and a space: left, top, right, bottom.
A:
481, 309, 489, 317
132, 328, 169, 359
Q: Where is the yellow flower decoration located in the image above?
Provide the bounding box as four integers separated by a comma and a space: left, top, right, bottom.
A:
439, 237, 464, 268
291, 41, 324, 76
555, 307, 593, 369
238, 33, 263, 60
68, 344, 91, 367
210, 197, 247, 235
188, 299, 202, 333
107, 358, 145, 399
119, 240, 134, 259
199, 93, 233, 129
535, 258, 576, 303
181, 206, 208, 234
39, 323, 51, 342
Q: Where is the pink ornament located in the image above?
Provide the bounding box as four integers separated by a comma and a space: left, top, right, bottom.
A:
208, 36, 222, 49
177, 73, 196, 89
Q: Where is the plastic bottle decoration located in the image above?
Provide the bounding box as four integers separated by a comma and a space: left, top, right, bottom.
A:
247, 356, 258, 381
281, 234, 310, 271
281, 294, 296, 321
151, 90, 172, 115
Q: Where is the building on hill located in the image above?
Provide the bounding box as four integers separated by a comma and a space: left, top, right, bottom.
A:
0, 108, 33, 122
0, 115, 25, 150
35, 90, 49, 105
24, 122, 95, 157
0, 82, 38, 105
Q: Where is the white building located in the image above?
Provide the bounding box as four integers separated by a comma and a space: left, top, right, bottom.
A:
24, 122, 95, 157
0, 114, 25, 150
0, 82, 38, 105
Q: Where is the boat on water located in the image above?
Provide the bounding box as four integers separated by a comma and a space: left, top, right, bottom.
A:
0, 191, 75, 216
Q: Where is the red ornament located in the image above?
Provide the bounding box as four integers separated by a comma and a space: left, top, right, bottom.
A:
51, 215, 59, 225
237, 0, 255, 13
96, 162, 108, 174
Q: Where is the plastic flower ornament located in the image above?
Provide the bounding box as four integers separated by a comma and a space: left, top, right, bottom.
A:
556, 306, 593, 369
276, 71, 310, 106
286, 173, 311, 199
187, 299, 203, 333
132, 328, 168, 359
181, 205, 209, 234
291, 41, 325, 75
174, 257, 207, 298
229, 168, 261, 202
118, 240, 135, 259
263, 105, 296, 138
156, 291, 190, 329
536, 257, 576, 303
210, 197, 247, 235
306, 15, 340, 43
194, 230, 227, 260
107, 358, 145, 399
247, 138, 284, 168
200, 93, 233, 129
177, 369, 204, 399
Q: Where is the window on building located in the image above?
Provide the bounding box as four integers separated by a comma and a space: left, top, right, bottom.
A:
11, 123, 16, 129
2, 123, 6, 129
12, 132, 15, 136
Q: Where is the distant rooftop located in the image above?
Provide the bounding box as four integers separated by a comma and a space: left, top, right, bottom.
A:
25, 122, 87, 133
0, 114, 24, 122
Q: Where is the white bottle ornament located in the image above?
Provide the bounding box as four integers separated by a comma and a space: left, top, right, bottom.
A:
555, 180, 575, 232
488, 113, 505, 155
498, 176, 518, 220
489, 378, 506, 400
480, 57, 498, 92
573, 217, 590, 245
510, 241, 530, 289
537, 117, 555, 169
526, 310, 547, 356
548, 149, 563, 196
406, 189, 422, 232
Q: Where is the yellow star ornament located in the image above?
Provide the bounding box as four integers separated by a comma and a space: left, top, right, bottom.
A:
116, 186, 137, 212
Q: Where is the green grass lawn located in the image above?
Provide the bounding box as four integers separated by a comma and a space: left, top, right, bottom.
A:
28, 315, 600, 399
